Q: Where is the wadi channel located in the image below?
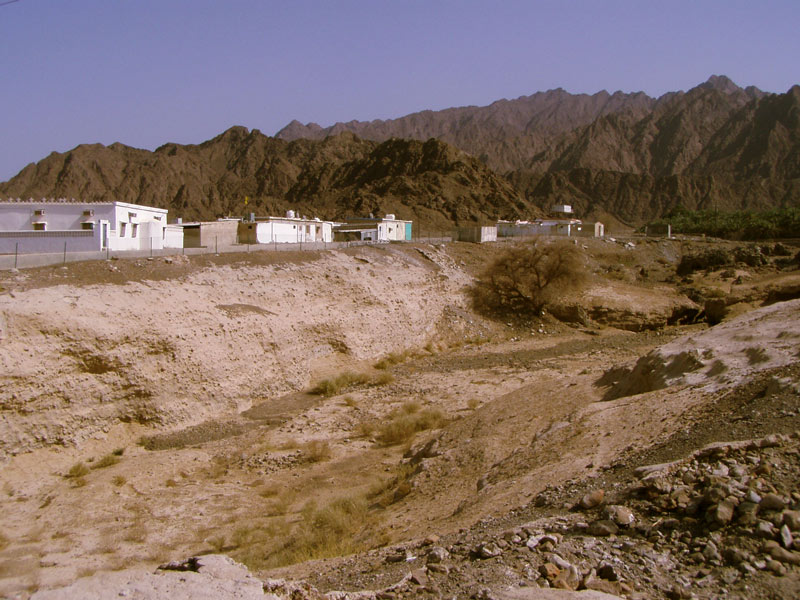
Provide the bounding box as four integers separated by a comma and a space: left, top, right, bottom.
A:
1, 236, 800, 600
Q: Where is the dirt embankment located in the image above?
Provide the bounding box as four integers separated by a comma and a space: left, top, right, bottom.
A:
0, 245, 472, 458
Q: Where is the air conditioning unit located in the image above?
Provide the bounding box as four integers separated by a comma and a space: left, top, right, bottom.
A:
83, 209, 94, 217
33, 209, 45, 216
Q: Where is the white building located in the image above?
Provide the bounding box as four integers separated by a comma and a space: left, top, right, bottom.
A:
0, 199, 182, 254
333, 214, 412, 242
238, 211, 334, 244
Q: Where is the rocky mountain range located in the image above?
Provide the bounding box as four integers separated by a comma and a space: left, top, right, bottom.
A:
2, 75, 798, 227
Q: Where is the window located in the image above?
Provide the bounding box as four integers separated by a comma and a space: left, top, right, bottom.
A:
33, 222, 46, 231
132, 224, 138, 238
81, 222, 95, 230
128, 212, 137, 220
120, 223, 127, 237
33, 209, 45, 216
83, 209, 94, 217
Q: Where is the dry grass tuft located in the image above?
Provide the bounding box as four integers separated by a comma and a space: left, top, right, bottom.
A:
111, 475, 127, 487
374, 350, 413, 370
310, 370, 395, 397
65, 462, 89, 479
91, 454, 120, 470
300, 440, 332, 463
376, 408, 447, 446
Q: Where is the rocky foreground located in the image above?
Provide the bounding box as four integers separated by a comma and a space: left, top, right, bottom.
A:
29, 428, 800, 600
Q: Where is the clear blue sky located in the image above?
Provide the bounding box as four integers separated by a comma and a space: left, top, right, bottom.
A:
1, 0, 798, 182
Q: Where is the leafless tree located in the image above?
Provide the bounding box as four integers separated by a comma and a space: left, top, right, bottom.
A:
471, 239, 586, 319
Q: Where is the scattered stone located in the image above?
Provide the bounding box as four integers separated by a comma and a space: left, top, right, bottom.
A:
604, 505, 635, 527
760, 493, 787, 511
426, 547, 450, 564
587, 520, 619, 536
580, 489, 605, 509
475, 542, 502, 559
783, 510, 800, 530
409, 569, 428, 586
780, 524, 794, 549
710, 499, 736, 525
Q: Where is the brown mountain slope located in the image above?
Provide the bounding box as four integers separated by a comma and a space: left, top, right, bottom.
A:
286, 137, 534, 230
277, 88, 659, 173
0, 130, 527, 227
0, 127, 377, 221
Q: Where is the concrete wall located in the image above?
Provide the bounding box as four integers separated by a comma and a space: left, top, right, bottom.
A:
204, 221, 239, 247
0, 229, 101, 254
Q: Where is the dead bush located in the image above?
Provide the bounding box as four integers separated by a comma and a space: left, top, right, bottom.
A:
65, 462, 89, 479
470, 240, 586, 319
376, 408, 446, 446
300, 440, 332, 463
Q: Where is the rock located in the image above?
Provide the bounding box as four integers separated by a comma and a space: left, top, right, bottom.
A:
765, 541, 800, 565
783, 510, 800, 530
604, 505, 635, 527
703, 541, 722, 562
526, 534, 560, 551
409, 569, 428, 586
736, 501, 759, 525
757, 520, 776, 539
426, 546, 450, 564
553, 565, 581, 591
385, 549, 409, 563
539, 563, 561, 581
31, 555, 272, 600
596, 563, 620, 581
546, 554, 572, 570
722, 547, 747, 566
580, 489, 605, 509
766, 560, 786, 575
475, 542, 502, 559
780, 524, 794, 549
760, 493, 786, 511
587, 520, 619, 536
710, 499, 736, 525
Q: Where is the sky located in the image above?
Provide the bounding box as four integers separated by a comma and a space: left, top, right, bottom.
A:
1, 0, 799, 182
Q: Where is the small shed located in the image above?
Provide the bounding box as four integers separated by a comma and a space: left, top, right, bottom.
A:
180, 220, 239, 249
455, 225, 497, 243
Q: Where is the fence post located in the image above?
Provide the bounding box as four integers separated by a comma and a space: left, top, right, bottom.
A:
150, 237, 153, 258
14, 242, 18, 269
63, 242, 67, 265
215, 236, 218, 254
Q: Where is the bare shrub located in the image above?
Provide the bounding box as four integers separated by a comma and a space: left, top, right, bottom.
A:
311, 370, 395, 396
745, 346, 770, 364
111, 475, 127, 487
91, 454, 120, 470
65, 462, 89, 479
374, 350, 412, 370
300, 440, 332, 463
470, 240, 586, 319
376, 408, 446, 446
